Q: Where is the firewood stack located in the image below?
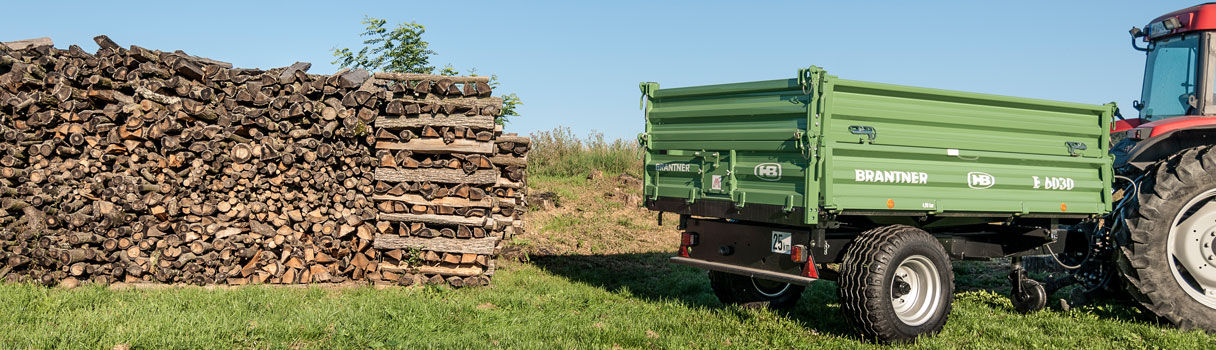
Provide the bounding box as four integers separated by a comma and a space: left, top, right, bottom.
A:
367, 73, 529, 287
0, 36, 527, 288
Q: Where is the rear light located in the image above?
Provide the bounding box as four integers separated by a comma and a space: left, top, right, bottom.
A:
791, 244, 819, 278
790, 244, 808, 263
678, 232, 698, 257
681, 232, 699, 246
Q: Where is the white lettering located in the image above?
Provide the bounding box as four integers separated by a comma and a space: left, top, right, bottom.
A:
1036, 176, 1074, 189
1034, 176, 1075, 191
656, 163, 691, 172
853, 169, 929, 184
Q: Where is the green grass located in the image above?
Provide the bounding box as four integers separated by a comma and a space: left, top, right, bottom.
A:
1, 256, 1212, 349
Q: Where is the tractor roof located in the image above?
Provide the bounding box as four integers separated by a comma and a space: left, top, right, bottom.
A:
1146, 3, 1216, 39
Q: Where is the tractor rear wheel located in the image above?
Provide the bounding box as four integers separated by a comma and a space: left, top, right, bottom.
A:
1119, 145, 1216, 331
838, 225, 954, 343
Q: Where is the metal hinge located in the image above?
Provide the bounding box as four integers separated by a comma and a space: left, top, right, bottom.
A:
798, 66, 821, 95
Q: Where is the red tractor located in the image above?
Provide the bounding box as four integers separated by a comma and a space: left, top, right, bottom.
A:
1108, 3, 1216, 330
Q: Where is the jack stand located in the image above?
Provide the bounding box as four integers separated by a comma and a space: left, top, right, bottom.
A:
1009, 256, 1047, 313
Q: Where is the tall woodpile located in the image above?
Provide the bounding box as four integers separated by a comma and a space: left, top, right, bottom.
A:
0, 36, 527, 288
367, 73, 529, 287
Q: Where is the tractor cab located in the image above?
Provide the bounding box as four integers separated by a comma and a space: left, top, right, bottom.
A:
1116, 3, 1216, 169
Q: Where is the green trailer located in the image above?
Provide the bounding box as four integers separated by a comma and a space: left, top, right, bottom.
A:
640, 67, 1118, 342
643, 4, 1216, 342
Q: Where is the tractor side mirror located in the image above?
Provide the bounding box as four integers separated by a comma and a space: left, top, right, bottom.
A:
1130, 27, 1149, 52
1132, 100, 1144, 111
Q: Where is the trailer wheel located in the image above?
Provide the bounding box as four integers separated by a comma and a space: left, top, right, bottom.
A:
1119, 145, 1216, 331
708, 271, 805, 309
838, 225, 953, 343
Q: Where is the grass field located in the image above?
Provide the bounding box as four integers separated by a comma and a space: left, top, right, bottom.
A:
2, 256, 1212, 349
3, 129, 1215, 349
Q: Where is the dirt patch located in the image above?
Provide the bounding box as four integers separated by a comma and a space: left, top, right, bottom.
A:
513, 174, 679, 256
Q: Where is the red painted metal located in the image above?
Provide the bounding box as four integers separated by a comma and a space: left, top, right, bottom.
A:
1111, 119, 1144, 133
1133, 116, 1216, 137
1146, 4, 1216, 39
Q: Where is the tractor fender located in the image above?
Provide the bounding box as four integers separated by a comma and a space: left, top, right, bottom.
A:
1118, 124, 1216, 170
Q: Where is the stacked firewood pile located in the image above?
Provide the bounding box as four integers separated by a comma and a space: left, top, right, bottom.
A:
0, 36, 526, 288
366, 73, 529, 287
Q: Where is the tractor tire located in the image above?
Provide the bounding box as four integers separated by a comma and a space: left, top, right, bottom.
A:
708, 271, 805, 310
838, 225, 954, 343
1119, 145, 1216, 331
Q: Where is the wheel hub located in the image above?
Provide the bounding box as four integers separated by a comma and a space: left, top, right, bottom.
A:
892, 276, 911, 298
1169, 190, 1216, 308
1205, 228, 1216, 265
890, 255, 942, 327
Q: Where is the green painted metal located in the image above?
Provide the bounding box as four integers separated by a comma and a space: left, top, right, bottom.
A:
641, 67, 1115, 226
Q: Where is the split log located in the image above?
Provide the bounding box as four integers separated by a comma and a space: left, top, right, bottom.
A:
376, 139, 494, 154
373, 72, 490, 83
372, 235, 499, 255
375, 168, 497, 184
377, 213, 494, 228
371, 194, 493, 208
374, 115, 496, 130
2, 37, 53, 50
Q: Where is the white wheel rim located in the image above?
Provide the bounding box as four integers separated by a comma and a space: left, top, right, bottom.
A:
890, 255, 942, 326
1168, 188, 1216, 309
751, 277, 791, 298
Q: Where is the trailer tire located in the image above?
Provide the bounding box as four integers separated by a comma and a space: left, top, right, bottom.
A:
838, 225, 953, 343
708, 271, 805, 310
1119, 145, 1216, 331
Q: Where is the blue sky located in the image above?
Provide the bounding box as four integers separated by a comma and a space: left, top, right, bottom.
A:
0, 1, 1199, 139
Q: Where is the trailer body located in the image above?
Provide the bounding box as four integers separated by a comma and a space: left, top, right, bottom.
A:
641, 68, 1116, 226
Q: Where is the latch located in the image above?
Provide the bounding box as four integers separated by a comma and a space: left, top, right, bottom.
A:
794, 130, 811, 159
639, 82, 659, 110
1066, 141, 1087, 157
849, 125, 877, 143
694, 150, 720, 169
797, 66, 821, 95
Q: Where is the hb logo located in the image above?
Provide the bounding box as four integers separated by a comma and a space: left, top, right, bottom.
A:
967, 172, 995, 189
754, 163, 782, 181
